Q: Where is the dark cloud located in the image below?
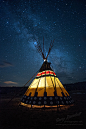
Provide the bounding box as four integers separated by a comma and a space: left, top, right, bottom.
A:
4, 81, 18, 85
0, 61, 13, 68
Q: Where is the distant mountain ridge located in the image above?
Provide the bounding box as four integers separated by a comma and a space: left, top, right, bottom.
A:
64, 81, 86, 91
0, 81, 86, 94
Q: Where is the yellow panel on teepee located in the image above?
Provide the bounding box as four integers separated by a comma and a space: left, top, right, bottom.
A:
24, 78, 40, 96
38, 77, 45, 88
37, 88, 45, 97
56, 78, 69, 96
46, 76, 54, 96
30, 78, 40, 88
50, 76, 55, 86
37, 77, 45, 96
25, 88, 36, 97
55, 78, 63, 97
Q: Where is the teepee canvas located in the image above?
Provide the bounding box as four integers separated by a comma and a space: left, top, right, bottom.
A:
21, 39, 74, 107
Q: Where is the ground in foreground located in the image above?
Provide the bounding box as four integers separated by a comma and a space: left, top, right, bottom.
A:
0, 90, 86, 129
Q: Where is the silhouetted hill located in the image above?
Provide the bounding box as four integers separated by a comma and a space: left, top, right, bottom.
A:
64, 81, 86, 91
0, 87, 27, 96
0, 81, 86, 95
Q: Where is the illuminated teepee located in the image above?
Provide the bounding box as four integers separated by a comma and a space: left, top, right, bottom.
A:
21, 38, 74, 107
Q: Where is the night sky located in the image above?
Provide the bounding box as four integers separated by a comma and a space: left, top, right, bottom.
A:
0, 0, 86, 87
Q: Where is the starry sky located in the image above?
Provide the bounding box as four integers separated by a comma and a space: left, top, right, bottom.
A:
0, 0, 86, 87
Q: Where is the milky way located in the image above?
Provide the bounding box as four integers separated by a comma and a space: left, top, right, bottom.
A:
0, 0, 86, 86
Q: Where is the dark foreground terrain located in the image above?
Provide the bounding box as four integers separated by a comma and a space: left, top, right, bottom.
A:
0, 89, 86, 129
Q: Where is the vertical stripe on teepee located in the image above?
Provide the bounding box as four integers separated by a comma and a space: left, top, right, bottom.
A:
55, 78, 63, 97
46, 76, 54, 96
37, 77, 45, 96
